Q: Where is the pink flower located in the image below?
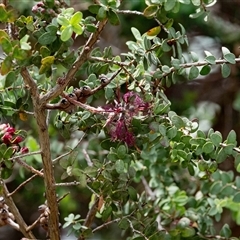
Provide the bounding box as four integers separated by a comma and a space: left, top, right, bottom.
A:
1, 132, 13, 144
105, 91, 151, 146
0, 123, 8, 131
20, 147, 29, 154
11, 136, 23, 144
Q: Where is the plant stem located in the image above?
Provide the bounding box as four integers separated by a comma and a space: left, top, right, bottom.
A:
2, 183, 35, 239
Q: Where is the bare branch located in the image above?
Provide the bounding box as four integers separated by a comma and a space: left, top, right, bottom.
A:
14, 158, 43, 177
2, 183, 36, 239
52, 133, 86, 164
78, 197, 99, 240
8, 173, 41, 197
9, 151, 42, 161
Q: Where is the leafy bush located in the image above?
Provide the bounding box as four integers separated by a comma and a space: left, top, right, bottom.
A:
0, 0, 240, 239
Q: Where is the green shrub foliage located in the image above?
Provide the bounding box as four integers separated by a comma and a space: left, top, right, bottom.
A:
0, 0, 240, 239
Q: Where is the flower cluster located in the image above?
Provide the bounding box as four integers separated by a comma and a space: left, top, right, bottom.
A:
0, 124, 28, 154
32, 1, 61, 21
105, 91, 150, 146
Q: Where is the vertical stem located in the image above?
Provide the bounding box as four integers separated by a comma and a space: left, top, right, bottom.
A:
34, 105, 60, 240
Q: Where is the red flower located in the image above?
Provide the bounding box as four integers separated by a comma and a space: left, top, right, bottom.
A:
105, 91, 151, 146
12, 136, 23, 144
1, 132, 13, 144
20, 147, 29, 154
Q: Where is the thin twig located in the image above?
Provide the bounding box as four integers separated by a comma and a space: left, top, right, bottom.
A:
89, 56, 129, 67
90, 68, 123, 95
127, 219, 149, 240
161, 57, 240, 78
2, 182, 36, 238
141, 177, 155, 200
83, 149, 93, 167
9, 151, 42, 161
92, 217, 121, 233
52, 133, 86, 164
78, 197, 99, 240
8, 173, 40, 197
115, 9, 168, 33
14, 158, 43, 177
57, 192, 69, 203
55, 182, 80, 186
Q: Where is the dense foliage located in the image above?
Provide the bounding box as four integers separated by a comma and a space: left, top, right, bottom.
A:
0, 0, 240, 239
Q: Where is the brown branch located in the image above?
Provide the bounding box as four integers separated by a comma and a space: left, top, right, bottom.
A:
2, 182, 36, 239
8, 173, 40, 197
20, 68, 39, 100
78, 198, 99, 240
40, 19, 108, 105
14, 158, 43, 177
161, 57, 240, 78
21, 67, 60, 239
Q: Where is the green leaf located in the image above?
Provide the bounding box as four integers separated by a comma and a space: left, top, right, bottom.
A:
0, 29, 9, 43
70, 12, 83, 25
0, 56, 12, 75
0, 5, 8, 22
118, 218, 130, 230
131, 27, 142, 41
216, 148, 228, 163
181, 227, 196, 238
88, 4, 101, 14
128, 186, 138, 201
61, 26, 73, 42
162, 65, 171, 73
143, 5, 158, 18
210, 132, 222, 147
146, 26, 161, 37
191, 0, 201, 6
3, 147, 14, 160
224, 53, 236, 64
102, 206, 112, 221
1, 37, 12, 54
115, 159, 125, 174
188, 66, 199, 80
57, 16, 69, 26
205, 56, 216, 65
202, 141, 215, 154
221, 185, 234, 196
164, 0, 176, 11
190, 51, 199, 62
107, 9, 120, 25
117, 145, 127, 159
171, 115, 185, 129
220, 224, 231, 238
171, 58, 181, 69
233, 192, 240, 203
210, 181, 222, 195
226, 130, 237, 145
85, 24, 97, 32
5, 71, 16, 88
1, 168, 13, 179
221, 63, 231, 78
97, 7, 107, 21
200, 65, 211, 75
72, 24, 83, 35
162, 39, 172, 52
222, 46, 230, 55
38, 32, 57, 45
